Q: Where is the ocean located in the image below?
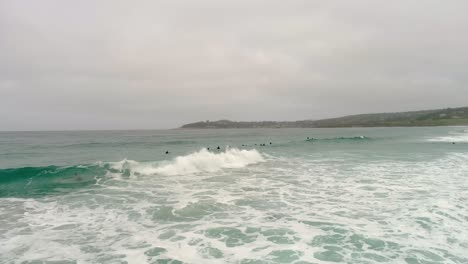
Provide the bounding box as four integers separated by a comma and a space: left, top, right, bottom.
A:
0, 127, 467, 264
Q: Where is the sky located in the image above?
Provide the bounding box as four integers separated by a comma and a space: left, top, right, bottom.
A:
1, 0, 467, 130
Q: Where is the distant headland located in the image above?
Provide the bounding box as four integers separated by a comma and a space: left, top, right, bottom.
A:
180, 107, 468, 129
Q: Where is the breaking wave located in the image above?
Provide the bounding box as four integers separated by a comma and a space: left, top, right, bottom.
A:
0, 148, 264, 197
109, 148, 265, 176
427, 130, 468, 143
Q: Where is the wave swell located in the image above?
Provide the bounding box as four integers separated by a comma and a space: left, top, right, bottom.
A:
307, 136, 371, 142
0, 148, 264, 197
0, 165, 102, 197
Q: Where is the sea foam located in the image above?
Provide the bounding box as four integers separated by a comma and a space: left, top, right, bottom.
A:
108, 148, 265, 176
427, 130, 468, 143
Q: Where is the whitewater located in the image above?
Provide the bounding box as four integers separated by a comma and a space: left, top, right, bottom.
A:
108, 148, 265, 177
0, 127, 467, 263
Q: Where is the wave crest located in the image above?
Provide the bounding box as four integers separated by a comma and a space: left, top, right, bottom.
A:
427, 130, 468, 143
109, 148, 265, 176
0, 149, 264, 197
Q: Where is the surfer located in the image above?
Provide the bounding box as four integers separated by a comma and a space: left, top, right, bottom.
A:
165, 150, 169, 154
217, 146, 220, 150
74, 173, 82, 181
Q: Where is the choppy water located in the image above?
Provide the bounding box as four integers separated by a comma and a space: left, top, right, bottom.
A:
1, 127, 467, 264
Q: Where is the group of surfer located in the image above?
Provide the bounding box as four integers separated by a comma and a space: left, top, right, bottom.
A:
252, 142, 272, 146
164, 142, 273, 154
163, 135, 385, 154
206, 146, 222, 151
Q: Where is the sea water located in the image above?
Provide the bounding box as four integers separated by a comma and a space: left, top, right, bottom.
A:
0, 127, 467, 263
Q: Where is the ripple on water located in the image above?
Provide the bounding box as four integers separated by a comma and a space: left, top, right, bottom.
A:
199, 246, 224, 259
267, 250, 303, 263
204, 227, 257, 247
314, 250, 344, 262
2, 149, 468, 263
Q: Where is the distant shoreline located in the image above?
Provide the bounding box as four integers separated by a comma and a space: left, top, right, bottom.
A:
178, 125, 468, 129
180, 107, 468, 129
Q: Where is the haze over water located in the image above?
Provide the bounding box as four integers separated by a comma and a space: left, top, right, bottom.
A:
1, 127, 467, 263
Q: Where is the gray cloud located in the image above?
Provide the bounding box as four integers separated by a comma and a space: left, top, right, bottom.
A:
1, 0, 467, 130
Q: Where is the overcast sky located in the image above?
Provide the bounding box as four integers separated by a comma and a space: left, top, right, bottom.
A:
1, 0, 467, 130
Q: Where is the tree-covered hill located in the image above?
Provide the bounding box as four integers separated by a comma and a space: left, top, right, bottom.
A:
180, 107, 468, 128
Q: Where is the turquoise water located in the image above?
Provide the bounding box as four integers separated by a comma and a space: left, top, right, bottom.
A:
1, 127, 467, 263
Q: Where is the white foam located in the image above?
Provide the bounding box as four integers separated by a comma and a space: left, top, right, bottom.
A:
152, 148, 264, 176
106, 148, 265, 176
2, 151, 468, 263
427, 132, 468, 142
107, 158, 140, 171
